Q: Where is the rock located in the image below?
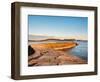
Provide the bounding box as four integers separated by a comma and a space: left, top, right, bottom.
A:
28, 45, 35, 56
28, 48, 41, 60
28, 59, 37, 66
28, 44, 86, 66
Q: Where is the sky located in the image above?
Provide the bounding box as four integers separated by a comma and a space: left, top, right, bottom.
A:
28, 15, 88, 40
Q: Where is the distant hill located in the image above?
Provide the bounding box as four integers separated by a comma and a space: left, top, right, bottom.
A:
29, 39, 75, 42
29, 35, 87, 42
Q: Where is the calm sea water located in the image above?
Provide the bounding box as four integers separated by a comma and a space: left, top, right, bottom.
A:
67, 41, 88, 61
29, 41, 88, 61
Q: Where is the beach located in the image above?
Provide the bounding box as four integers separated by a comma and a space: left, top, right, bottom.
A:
28, 42, 87, 66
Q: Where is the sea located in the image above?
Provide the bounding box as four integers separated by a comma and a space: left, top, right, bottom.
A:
67, 41, 88, 61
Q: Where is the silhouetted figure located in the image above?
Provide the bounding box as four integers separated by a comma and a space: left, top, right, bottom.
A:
28, 45, 35, 56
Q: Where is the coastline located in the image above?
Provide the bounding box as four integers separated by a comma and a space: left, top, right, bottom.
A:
28, 42, 87, 66
31, 42, 78, 50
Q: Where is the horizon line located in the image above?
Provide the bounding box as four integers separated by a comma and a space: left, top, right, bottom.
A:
29, 34, 88, 40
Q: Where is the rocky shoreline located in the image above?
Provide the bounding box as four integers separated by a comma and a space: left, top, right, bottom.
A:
28, 42, 87, 66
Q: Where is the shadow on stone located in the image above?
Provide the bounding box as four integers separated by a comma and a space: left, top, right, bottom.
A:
28, 45, 35, 56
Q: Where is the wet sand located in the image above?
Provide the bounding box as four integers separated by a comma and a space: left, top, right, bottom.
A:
28, 42, 87, 66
